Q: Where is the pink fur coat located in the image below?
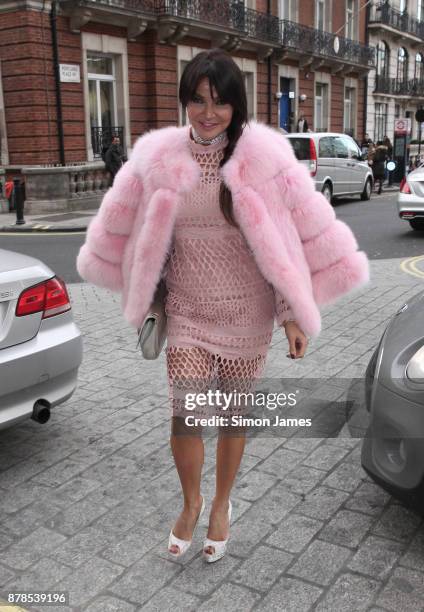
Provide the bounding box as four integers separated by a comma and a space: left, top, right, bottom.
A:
76, 121, 369, 338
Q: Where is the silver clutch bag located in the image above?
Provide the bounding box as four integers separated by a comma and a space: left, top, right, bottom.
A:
136, 279, 167, 360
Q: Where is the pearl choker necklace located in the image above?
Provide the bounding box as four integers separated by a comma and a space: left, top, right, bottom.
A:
190, 126, 227, 146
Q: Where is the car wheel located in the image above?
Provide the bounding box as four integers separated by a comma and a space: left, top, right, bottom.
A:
322, 182, 333, 203
409, 219, 424, 231
360, 178, 372, 201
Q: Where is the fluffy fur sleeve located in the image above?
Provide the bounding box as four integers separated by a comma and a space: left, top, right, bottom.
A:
76, 160, 143, 291
282, 162, 370, 306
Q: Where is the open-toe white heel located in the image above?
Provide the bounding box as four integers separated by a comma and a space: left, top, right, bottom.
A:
203, 499, 232, 563
168, 495, 205, 558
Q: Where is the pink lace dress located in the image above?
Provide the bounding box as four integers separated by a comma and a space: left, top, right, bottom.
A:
163, 131, 291, 418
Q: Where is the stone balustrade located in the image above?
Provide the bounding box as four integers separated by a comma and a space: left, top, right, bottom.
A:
20, 162, 110, 214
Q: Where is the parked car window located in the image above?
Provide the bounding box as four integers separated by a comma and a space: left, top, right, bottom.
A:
318, 137, 335, 158
287, 137, 310, 160
343, 136, 361, 160
333, 136, 349, 159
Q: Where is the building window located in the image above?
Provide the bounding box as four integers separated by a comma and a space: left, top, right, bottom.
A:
316, 0, 325, 30
395, 104, 400, 118
87, 53, 119, 157
376, 41, 389, 77
399, 0, 407, 13
279, 0, 296, 19
415, 52, 424, 82
346, 0, 357, 40
243, 72, 255, 119
179, 60, 190, 126
315, 82, 329, 131
374, 102, 387, 143
344, 86, 356, 136
397, 47, 408, 83
419, 0, 423, 21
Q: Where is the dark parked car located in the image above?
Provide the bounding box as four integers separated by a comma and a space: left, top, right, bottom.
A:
361, 290, 424, 514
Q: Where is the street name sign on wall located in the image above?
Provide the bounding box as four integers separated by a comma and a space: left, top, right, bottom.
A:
394, 118, 411, 134
59, 64, 80, 83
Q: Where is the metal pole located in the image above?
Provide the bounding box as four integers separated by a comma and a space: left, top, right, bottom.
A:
50, 0, 66, 166
13, 178, 26, 225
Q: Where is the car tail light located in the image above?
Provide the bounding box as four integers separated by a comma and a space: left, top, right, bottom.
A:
400, 177, 411, 194
16, 276, 71, 318
309, 139, 317, 177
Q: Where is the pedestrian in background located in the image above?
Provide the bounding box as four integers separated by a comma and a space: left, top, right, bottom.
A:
104, 135, 126, 185
361, 133, 373, 156
383, 135, 393, 185
76, 49, 369, 565
373, 141, 388, 195
296, 113, 308, 132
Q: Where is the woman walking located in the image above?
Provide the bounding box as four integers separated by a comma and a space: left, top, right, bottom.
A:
372, 141, 388, 195
76, 49, 369, 563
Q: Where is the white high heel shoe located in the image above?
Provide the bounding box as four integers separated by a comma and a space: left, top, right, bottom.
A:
168, 495, 205, 558
202, 499, 232, 563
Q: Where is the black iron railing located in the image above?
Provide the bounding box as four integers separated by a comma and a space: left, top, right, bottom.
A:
374, 75, 424, 96
370, 1, 424, 41
155, 0, 280, 43
85, 0, 374, 67
280, 19, 375, 67
91, 126, 124, 158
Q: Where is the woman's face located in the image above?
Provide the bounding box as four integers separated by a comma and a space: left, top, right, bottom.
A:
186, 77, 233, 140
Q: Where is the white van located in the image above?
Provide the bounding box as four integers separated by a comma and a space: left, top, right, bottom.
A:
286, 132, 374, 203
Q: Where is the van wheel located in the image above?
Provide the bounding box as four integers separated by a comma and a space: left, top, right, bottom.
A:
361, 178, 372, 201
322, 182, 333, 203
409, 219, 424, 231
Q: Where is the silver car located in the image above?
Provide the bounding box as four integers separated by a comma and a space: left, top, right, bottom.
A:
286, 132, 373, 203
397, 165, 424, 231
361, 290, 424, 514
0, 249, 83, 430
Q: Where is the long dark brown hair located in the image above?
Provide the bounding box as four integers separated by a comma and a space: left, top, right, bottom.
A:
179, 48, 248, 227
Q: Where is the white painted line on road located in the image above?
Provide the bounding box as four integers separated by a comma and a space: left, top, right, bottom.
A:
400, 255, 424, 279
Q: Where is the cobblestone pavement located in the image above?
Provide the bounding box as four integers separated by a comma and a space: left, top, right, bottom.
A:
0, 257, 423, 612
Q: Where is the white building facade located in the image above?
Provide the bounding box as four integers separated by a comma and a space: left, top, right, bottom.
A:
367, 0, 424, 143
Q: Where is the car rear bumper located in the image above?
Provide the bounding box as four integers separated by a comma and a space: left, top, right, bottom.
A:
0, 312, 83, 428
398, 193, 424, 219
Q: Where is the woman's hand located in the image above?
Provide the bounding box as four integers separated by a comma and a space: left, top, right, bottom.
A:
283, 321, 308, 359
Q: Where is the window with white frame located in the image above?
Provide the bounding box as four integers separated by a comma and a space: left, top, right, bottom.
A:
279, 0, 296, 19
316, 0, 325, 30
415, 52, 424, 81
374, 102, 387, 143
87, 53, 119, 157
242, 72, 255, 119
376, 40, 389, 77
343, 86, 356, 136
315, 82, 329, 131
397, 47, 409, 83
346, 0, 357, 40
179, 59, 190, 126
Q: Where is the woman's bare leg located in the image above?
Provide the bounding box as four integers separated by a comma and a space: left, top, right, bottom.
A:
167, 346, 214, 552
205, 354, 265, 551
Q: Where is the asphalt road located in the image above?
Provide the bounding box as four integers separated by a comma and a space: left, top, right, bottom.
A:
1, 192, 423, 284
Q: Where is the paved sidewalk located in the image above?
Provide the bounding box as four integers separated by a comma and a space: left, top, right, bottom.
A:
0, 258, 423, 611
0, 186, 400, 233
